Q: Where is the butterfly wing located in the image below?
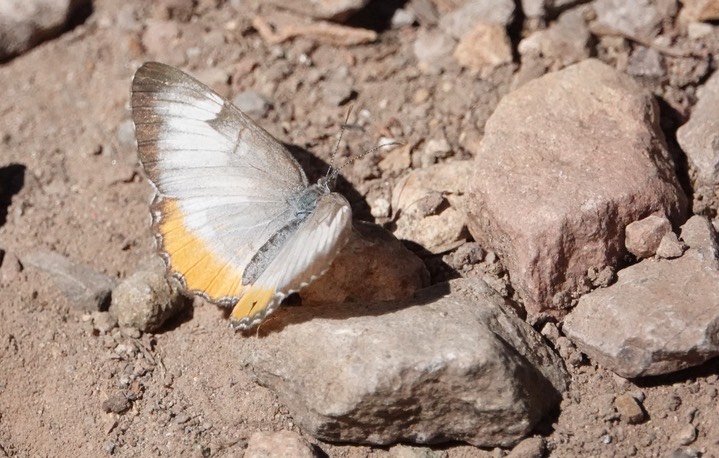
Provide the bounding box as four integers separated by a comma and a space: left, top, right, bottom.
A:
230, 192, 353, 330
132, 62, 309, 307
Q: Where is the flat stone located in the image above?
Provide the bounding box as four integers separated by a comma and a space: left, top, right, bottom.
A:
563, 216, 719, 377
239, 279, 568, 448
0, 0, 91, 61
625, 215, 672, 258
302, 221, 429, 305
467, 59, 687, 314
22, 250, 115, 312
677, 70, 719, 215
109, 255, 189, 332
244, 431, 317, 458
392, 161, 471, 254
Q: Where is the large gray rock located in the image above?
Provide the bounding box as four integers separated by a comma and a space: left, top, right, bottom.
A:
21, 250, 115, 312
467, 59, 687, 315
563, 216, 719, 378
0, 0, 90, 61
239, 279, 568, 448
677, 70, 719, 215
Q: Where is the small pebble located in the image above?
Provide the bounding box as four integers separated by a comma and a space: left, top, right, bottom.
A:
102, 392, 131, 414
614, 393, 646, 424
370, 198, 391, 218
673, 424, 698, 446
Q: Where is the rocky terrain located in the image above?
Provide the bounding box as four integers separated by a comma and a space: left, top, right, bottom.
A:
1, 0, 719, 457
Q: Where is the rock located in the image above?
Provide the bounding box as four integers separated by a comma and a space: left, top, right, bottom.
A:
677, 71, 719, 215
0, 0, 91, 61
680, 214, 719, 264
614, 394, 646, 424
102, 392, 131, 414
390, 8, 416, 29
438, 0, 515, 39
593, 0, 663, 38
412, 28, 456, 73
673, 424, 698, 446
321, 75, 354, 106
239, 279, 568, 448
92, 311, 118, 334
0, 250, 23, 284
679, 0, 719, 23
656, 232, 686, 259
506, 436, 546, 458
141, 20, 185, 67
625, 215, 672, 258
378, 143, 412, 175
388, 444, 443, 458
519, 7, 590, 70
453, 23, 513, 76
467, 59, 687, 315
417, 137, 452, 168
392, 161, 471, 254
22, 250, 115, 312
277, 0, 371, 22
244, 431, 317, 458
151, 0, 194, 22
302, 221, 429, 306
626, 46, 665, 79
687, 21, 715, 39
521, 0, 547, 19
370, 197, 391, 219
563, 216, 719, 377
232, 91, 272, 119
109, 255, 188, 332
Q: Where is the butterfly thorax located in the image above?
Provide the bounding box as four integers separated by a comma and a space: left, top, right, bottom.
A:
292, 181, 331, 218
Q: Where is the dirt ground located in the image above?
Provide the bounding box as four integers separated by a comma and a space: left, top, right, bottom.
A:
1, 0, 719, 456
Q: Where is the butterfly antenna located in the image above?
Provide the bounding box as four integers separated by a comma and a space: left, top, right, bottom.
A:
326, 106, 354, 185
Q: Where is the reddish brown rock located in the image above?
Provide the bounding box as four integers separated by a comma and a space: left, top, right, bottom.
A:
467, 59, 687, 315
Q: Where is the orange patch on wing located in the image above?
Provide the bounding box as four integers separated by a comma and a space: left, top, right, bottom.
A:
160, 199, 244, 301
230, 286, 276, 321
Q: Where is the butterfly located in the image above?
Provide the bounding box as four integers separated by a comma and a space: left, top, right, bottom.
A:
131, 62, 353, 330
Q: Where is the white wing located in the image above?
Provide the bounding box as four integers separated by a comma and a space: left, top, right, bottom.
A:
230, 192, 353, 330
132, 62, 308, 304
